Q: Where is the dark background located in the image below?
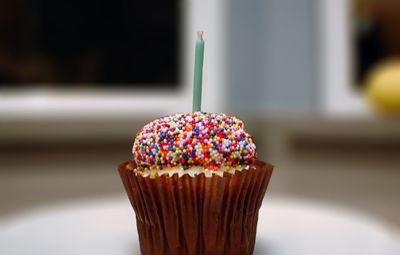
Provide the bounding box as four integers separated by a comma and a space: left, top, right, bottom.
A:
0, 0, 180, 86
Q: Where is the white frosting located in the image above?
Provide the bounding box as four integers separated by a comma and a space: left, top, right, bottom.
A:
135, 165, 251, 178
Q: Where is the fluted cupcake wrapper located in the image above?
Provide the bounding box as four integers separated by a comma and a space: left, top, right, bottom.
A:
118, 160, 273, 255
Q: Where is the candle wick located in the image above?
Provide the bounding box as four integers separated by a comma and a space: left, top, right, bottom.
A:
197, 31, 204, 40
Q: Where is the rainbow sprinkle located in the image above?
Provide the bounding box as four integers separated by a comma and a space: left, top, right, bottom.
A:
133, 112, 257, 171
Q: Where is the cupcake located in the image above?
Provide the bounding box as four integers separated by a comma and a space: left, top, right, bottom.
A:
118, 112, 273, 255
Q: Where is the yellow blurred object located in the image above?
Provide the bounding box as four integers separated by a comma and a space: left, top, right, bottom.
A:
366, 60, 400, 114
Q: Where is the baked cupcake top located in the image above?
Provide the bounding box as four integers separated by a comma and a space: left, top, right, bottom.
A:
133, 112, 256, 172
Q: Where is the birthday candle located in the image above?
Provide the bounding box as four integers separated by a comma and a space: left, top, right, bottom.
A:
193, 31, 204, 112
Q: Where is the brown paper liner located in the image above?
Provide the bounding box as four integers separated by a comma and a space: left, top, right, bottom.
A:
118, 160, 273, 255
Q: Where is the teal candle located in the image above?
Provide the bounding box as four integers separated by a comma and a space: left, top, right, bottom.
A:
193, 31, 205, 112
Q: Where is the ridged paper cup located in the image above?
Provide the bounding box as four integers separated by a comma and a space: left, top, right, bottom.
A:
118, 160, 273, 255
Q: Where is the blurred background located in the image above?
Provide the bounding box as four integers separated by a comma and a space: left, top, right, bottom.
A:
1, 0, 400, 246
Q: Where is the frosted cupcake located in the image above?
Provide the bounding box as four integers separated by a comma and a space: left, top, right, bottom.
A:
118, 112, 273, 255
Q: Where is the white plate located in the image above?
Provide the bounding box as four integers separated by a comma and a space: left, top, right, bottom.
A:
0, 196, 399, 255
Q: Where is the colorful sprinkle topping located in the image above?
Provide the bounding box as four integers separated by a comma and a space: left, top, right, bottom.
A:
132, 112, 257, 171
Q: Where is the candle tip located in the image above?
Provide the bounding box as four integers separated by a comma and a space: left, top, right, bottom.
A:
197, 31, 204, 39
